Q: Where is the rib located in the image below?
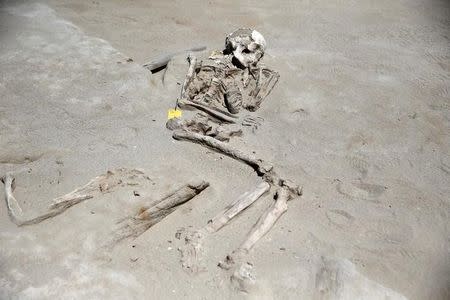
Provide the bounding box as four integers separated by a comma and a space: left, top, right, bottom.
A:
246, 69, 280, 111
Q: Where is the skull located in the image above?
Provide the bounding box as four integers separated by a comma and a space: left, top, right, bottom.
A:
225, 28, 266, 68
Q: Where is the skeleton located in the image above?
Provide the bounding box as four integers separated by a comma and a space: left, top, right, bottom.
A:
167, 28, 280, 141
0, 28, 301, 294
168, 29, 303, 291
1, 168, 209, 249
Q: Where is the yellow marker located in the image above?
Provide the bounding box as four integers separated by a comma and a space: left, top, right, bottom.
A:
167, 108, 182, 120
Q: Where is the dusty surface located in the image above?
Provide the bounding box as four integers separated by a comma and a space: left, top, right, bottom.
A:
0, 0, 449, 299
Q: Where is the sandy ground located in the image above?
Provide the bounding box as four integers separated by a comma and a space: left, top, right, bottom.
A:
0, 0, 449, 299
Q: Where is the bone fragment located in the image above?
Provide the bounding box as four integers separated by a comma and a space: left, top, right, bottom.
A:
179, 182, 269, 273
239, 186, 291, 252
218, 186, 292, 272
0, 169, 135, 226
179, 229, 207, 273
180, 54, 198, 100
206, 181, 270, 233
107, 180, 209, 247
178, 99, 237, 124
143, 46, 206, 73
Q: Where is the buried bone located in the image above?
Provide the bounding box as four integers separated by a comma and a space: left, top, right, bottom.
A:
105, 180, 209, 248
1, 168, 145, 226
217, 186, 294, 293
143, 45, 206, 73
179, 182, 270, 273
219, 186, 293, 270
167, 114, 242, 142
167, 29, 301, 290
172, 129, 302, 282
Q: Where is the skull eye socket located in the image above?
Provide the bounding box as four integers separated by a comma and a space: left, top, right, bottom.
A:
242, 48, 251, 54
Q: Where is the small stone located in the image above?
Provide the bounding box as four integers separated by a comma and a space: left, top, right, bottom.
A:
175, 228, 184, 239
166, 118, 182, 130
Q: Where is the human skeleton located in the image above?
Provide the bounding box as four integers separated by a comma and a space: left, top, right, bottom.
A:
1, 29, 301, 293
169, 29, 302, 291
167, 28, 280, 141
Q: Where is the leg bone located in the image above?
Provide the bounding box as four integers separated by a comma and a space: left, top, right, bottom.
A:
106, 180, 209, 248
179, 182, 269, 273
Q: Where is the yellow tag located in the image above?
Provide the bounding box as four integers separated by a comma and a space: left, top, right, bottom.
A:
167, 108, 182, 120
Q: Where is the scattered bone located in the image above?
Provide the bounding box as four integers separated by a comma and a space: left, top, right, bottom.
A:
179, 182, 270, 273
1, 168, 145, 226
106, 180, 209, 248
179, 229, 207, 273
230, 262, 256, 293
0, 153, 45, 165
143, 46, 206, 73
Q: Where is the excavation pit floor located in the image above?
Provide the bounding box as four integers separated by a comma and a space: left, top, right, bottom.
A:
0, 1, 449, 299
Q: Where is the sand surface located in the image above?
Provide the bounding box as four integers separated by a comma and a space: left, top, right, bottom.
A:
0, 0, 449, 299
